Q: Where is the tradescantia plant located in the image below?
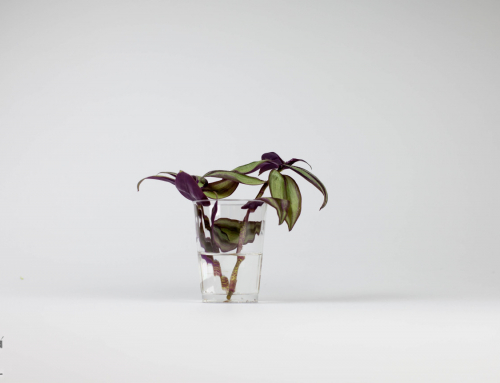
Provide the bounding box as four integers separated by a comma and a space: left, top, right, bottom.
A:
138, 152, 328, 301
137, 151, 328, 231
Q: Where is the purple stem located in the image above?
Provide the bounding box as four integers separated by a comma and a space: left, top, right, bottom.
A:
226, 209, 251, 300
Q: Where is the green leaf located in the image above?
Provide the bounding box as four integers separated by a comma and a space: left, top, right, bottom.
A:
283, 165, 328, 210
257, 197, 289, 225
204, 170, 265, 185
265, 170, 302, 229
233, 160, 274, 175
212, 218, 262, 252
283, 175, 302, 231
202, 179, 239, 199
267, 170, 290, 225
268, 170, 286, 199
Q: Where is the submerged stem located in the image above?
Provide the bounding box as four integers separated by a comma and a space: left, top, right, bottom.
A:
227, 256, 244, 300
201, 254, 229, 292
226, 210, 251, 300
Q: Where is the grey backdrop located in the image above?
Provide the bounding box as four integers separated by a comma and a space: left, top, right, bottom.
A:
1, 0, 499, 300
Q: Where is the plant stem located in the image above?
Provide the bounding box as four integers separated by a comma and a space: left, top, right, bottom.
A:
213, 258, 229, 292
226, 256, 244, 300
255, 182, 268, 198
227, 171, 273, 300
226, 209, 251, 300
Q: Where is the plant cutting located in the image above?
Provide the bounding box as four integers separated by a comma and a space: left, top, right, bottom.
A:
138, 152, 328, 302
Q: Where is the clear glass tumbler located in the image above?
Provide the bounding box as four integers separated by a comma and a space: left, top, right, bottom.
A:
193, 199, 267, 303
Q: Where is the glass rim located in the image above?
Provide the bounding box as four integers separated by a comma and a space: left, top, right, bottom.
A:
192, 198, 263, 204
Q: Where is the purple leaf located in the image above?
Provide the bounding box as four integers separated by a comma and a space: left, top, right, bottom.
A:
137, 175, 176, 191
241, 200, 264, 212
283, 175, 302, 231
285, 158, 312, 170
261, 152, 284, 165
175, 171, 210, 206
258, 162, 280, 175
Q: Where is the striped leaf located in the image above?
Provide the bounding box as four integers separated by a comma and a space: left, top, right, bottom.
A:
285, 158, 312, 170
204, 170, 265, 185
268, 169, 287, 199
233, 160, 277, 175
257, 197, 289, 225
212, 218, 263, 252
283, 165, 328, 210
283, 175, 302, 231
202, 179, 239, 199
265, 170, 303, 229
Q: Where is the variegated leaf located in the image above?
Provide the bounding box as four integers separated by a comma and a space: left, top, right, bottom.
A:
257, 197, 289, 225
212, 218, 262, 252
283, 165, 328, 210
202, 179, 239, 199
285, 158, 312, 169
233, 160, 277, 175
204, 170, 265, 185
283, 175, 302, 231
268, 169, 287, 199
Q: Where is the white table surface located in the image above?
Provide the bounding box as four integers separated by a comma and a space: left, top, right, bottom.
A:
1, 295, 499, 383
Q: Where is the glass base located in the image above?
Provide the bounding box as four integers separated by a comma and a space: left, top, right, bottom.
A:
199, 252, 263, 303
202, 293, 259, 303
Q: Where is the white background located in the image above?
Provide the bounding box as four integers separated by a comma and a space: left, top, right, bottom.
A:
1, 1, 499, 381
